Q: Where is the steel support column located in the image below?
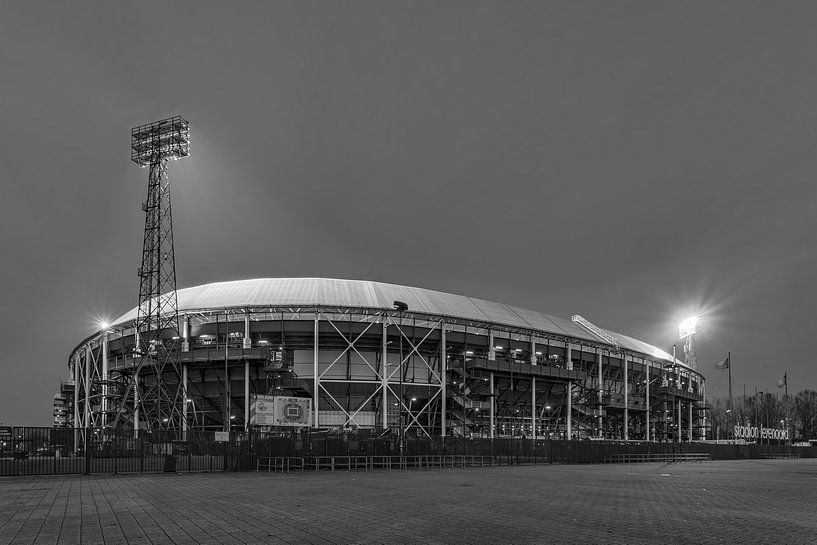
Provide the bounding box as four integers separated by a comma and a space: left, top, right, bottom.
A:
244, 360, 250, 431
243, 312, 251, 349
101, 333, 109, 429
182, 364, 188, 440
678, 398, 682, 443
441, 325, 447, 437
701, 381, 706, 441
382, 320, 388, 430
73, 355, 79, 454
84, 345, 91, 450
597, 351, 603, 438
688, 400, 693, 443
133, 373, 139, 438
623, 354, 628, 441
489, 372, 495, 439
646, 361, 651, 441
182, 316, 190, 353
531, 376, 536, 440
566, 345, 572, 440
313, 314, 319, 428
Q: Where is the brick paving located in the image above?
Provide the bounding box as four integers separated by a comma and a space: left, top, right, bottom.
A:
1, 459, 816, 544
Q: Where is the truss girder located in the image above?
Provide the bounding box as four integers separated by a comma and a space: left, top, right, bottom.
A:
313, 315, 444, 433
318, 312, 380, 380
387, 317, 441, 384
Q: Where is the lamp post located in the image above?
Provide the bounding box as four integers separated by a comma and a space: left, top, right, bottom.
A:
544, 404, 552, 438
408, 397, 417, 437
393, 301, 408, 457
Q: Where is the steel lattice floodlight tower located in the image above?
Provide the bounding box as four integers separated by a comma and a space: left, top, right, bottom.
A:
117, 116, 189, 435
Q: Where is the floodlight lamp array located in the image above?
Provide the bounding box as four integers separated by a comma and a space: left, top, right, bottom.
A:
131, 115, 190, 167
678, 316, 698, 339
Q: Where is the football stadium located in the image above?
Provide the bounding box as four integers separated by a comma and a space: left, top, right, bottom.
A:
58, 277, 707, 443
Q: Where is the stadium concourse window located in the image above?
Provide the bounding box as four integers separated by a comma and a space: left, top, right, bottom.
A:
226, 331, 243, 347
195, 334, 216, 347
547, 353, 565, 368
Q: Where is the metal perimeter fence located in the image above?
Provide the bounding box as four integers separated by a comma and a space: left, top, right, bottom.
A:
2, 426, 816, 477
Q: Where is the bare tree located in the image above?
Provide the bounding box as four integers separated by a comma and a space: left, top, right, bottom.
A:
793, 390, 817, 441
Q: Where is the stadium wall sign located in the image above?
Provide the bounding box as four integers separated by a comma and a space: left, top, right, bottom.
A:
733, 425, 789, 440
250, 395, 312, 427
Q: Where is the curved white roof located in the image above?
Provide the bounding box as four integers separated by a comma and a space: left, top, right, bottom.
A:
111, 278, 675, 362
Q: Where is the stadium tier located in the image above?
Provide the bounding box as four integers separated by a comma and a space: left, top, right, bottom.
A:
58, 278, 707, 441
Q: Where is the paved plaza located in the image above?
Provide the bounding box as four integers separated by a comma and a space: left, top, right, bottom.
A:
1, 459, 816, 544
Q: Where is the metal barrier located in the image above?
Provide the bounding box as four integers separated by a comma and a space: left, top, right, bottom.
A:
255, 455, 493, 472
257, 457, 305, 472
4, 425, 817, 477
605, 453, 711, 463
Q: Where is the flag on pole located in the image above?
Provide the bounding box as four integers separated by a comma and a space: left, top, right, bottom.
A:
777, 374, 787, 388
715, 355, 730, 370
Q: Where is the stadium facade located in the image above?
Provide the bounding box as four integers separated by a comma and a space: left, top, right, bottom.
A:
57, 278, 707, 441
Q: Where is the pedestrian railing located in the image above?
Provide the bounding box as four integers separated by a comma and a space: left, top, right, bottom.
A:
255, 455, 493, 472
761, 454, 800, 459
256, 456, 305, 472
604, 453, 711, 463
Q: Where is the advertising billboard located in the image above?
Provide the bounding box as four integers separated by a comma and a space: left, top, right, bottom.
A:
250, 395, 311, 427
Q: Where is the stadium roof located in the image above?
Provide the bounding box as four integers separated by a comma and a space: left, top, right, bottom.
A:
111, 278, 677, 363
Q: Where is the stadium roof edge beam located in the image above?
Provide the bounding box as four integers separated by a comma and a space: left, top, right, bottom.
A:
89, 277, 679, 366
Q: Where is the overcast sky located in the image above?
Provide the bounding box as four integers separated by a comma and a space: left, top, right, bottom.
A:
2, 1, 816, 425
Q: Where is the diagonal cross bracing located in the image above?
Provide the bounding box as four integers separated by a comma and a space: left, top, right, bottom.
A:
388, 318, 442, 384
318, 313, 380, 380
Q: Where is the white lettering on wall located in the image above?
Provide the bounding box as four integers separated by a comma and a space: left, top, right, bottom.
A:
733, 426, 789, 440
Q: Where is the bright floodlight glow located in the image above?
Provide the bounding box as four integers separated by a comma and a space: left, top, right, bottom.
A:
98, 320, 110, 331
679, 316, 698, 338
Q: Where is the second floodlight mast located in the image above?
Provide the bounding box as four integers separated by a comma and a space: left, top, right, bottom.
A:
113, 116, 190, 436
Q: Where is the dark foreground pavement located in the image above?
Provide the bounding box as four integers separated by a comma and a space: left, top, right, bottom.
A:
1, 459, 816, 545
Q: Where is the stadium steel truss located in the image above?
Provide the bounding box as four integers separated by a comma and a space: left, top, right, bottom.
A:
65, 278, 708, 443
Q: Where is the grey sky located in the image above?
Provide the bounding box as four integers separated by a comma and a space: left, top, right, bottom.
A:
2, 1, 816, 425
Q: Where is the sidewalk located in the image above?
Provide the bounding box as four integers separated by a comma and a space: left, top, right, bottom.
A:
1, 459, 816, 544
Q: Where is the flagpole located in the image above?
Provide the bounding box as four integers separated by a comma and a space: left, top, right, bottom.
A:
727, 352, 733, 415
754, 385, 758, 431
784, 372, 789, 446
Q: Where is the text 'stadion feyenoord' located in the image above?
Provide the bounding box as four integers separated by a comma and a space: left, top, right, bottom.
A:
733, 425, 789, 441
